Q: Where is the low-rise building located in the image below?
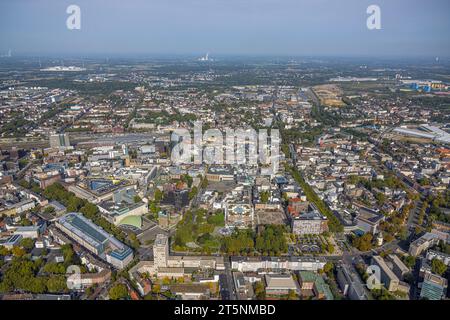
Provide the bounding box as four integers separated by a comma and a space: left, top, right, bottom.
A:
355, 207, 385, 234
230, 256, 326, 272
55, 212, 133, 269
97, 189, 147, 227
264, 274, 299, 296
371, 255, 409, 293
409, 232, 439, 257
336, 264, 368, 300
387, 254, 410, 280
298, 271, 333, 300
291, 209, 328, 235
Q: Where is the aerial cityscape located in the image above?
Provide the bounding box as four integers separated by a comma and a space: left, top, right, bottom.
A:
0, 0, 449, 308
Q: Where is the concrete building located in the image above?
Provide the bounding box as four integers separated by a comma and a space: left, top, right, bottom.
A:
67, 269, 111, 289
49, 133, 70, 149
0, 234, 22, 249
225, 203, 254, 229
169, 284, 211, 300
129, 233, 224, 287
336, 264, 368, 300
291, 210, 328, 235
206, 167, 234, 182
97, 189, 147, 227
371, 255, 404, 292
264, 274, 299, 296
355, 207, 385, 234
426, 250, 450, 266
13, 223, 46, 239
230, 256, 326, 272
387, 254, 410, 280
55, 212, 133, 269
0, 199, 36, 216
153, 233, 169, 268
298, 271, 333, 300
420, 272, 448, 300
409, 232, 440, 257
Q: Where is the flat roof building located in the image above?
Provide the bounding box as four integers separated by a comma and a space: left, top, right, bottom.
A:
420, 272, 448, 300
371, 255, 401, 292
387, 254, 410, 280
55, 212, 133, 269
264, 274, 299, 296
409, 232, 439, 257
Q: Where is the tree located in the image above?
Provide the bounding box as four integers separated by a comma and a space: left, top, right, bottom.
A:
80, 202, 98, 219
46, 276, 67, 293
402, 255, 416, 269
67, 196, 85, 212
201, 177, 208, 189
43, 262, 66, 274
207, 211, 225, 226
20, 238, 35, 251
20, 218, 32, 226
260, 191, 270, 204
323, 262, 334, 276
129, 233, 140, 250
44, 206, 55, 214
133, 195, 142, 203
398, 226, 408, 241
287, 289, 298, 300
61, 244, 78, 266
254, 281, 265, 299
431, 258, 447, 276
189, 186, 198, 200
0, 258, 48, 294
352, 233, 373, 252
149, 201, 161, 216
152, 283, 161, 294
154, 189, 163, 202
327, 243, 335, 254
182, 174, 193, 188
375, 192, 386, 205
85, 286, 93, 297
12, 246, 26, 257
109, 283, 129, 300
29, 277, 47, 294
0, 245, 10, 256
371, 287, 395, 300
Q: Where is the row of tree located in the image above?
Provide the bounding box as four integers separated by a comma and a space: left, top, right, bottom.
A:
221, 225, 288, 256
289, 166, 343, 232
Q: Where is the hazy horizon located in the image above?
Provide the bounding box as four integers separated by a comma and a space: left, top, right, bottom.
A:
1, 0, 449, 58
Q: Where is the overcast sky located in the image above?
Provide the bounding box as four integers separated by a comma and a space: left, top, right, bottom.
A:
0, 0, 449, 57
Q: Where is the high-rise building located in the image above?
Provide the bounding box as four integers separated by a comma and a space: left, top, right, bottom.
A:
153, 233, 169, 268
420, 272, 448, 300
49, 133, 71, 149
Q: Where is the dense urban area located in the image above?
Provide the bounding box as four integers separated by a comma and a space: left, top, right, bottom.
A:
0, 55, 449, 301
